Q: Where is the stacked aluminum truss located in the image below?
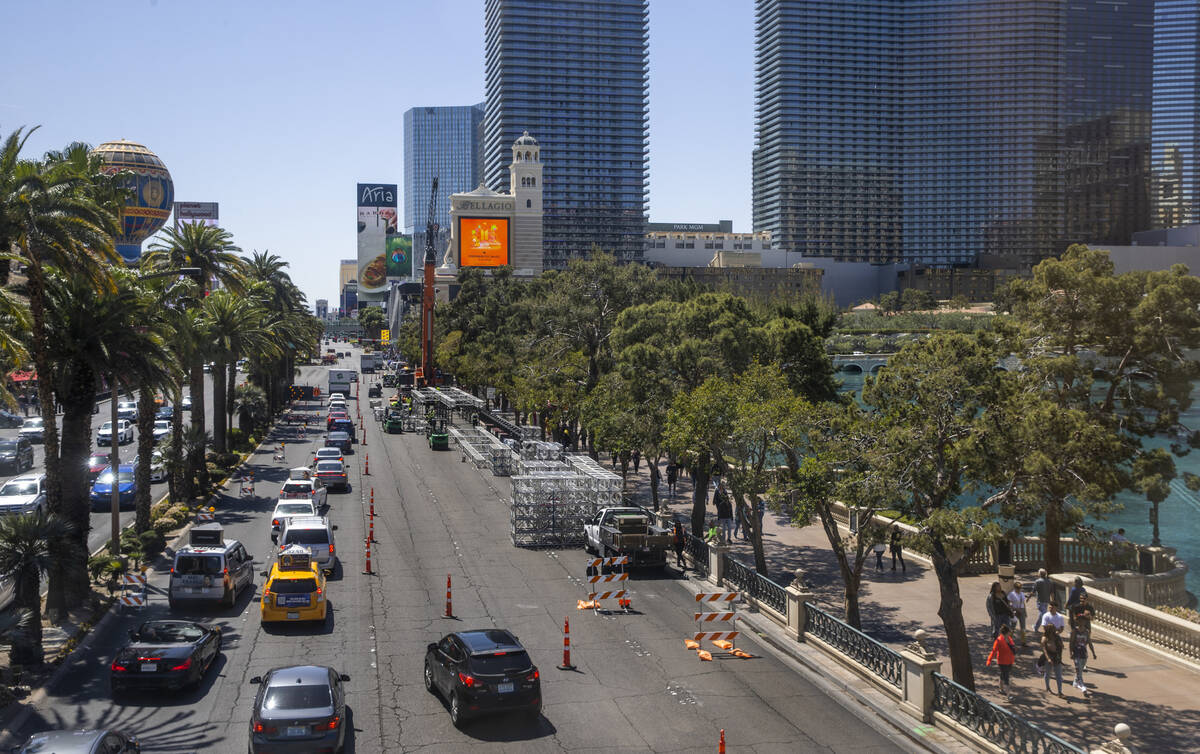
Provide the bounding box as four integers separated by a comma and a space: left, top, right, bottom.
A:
510, 471, 593, 548
566, 454, 624, 508
520, 440, 563, 462
447, 425, 515, 476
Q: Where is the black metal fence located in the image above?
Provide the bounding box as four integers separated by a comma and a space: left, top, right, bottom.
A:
931, 673, 1086, 754
803, 602, 903, 689
685, 533, 709, 578
721, 553, 787, 615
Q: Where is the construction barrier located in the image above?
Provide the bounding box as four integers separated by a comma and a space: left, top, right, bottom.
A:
688, 593, 752, 659
119, 594, 146, 608
364, 454, 370, 475
363, 537, 373, 575
122, 573, 147, 587
196, 512, 215, 523
444, 575, 454, 618
273, 442, 286, 463
579, 556, 631, 612
239, 471, 255, 498
557, 617, 576, 670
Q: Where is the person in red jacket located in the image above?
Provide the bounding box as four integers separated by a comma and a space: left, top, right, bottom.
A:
986, 623, 1017, 698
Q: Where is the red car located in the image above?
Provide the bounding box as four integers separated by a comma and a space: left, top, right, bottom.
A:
87, 452, 112, 482
326, 411, 349, 429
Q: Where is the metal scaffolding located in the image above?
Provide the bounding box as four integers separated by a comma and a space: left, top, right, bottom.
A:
509, 471, 594, 548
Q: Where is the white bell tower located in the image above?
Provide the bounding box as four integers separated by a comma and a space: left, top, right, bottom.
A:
509, 131, 543, 274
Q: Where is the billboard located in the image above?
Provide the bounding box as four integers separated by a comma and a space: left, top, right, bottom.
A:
385, 234, 412, 279
174, 201, 219, 229
458, 217, 510, 267
357, 183, 397, 301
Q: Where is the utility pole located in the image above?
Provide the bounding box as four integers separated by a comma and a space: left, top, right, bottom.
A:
421, 177, 439, 387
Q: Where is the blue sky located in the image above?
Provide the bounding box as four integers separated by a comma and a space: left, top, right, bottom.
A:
1, 0, 754, 306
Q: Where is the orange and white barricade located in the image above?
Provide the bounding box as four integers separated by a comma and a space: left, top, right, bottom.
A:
578, 556, 630, 613
239, 471, 255, 498
120, 572, 148, 610
687, 592, 752, 659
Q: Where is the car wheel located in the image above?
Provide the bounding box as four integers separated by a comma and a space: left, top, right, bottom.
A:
449, 691, 465, 729
424, 661, 436, 694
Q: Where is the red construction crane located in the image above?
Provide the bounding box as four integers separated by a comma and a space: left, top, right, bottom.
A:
420, 177, 438, 387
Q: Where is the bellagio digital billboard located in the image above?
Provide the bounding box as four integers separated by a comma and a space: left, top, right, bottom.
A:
458, 217, 509, 267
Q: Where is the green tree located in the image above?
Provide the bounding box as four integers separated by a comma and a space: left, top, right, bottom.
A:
0, 511, 74, 665
861, 332, 1007, 689
1000, 245, 1200, 567
201, 289, 275, 453
358, 305, 385, 334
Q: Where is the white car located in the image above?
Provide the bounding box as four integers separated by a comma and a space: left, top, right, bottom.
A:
270, 499, 318, 542
279, 478, 328, 509
152, 419, 172, 443
0, 474, 46, 516
328, 393, 346, 404
17, 417, 45, 443
115, 400, 138, 421
310, 447, 345, 466
181, 395, 193, 410
97, 420, 133, 446
134, 450, 167, 483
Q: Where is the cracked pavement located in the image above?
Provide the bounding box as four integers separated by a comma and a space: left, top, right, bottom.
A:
2, 355, 902, 752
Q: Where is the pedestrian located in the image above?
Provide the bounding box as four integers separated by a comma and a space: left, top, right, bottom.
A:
1033, 568, 1054, 627
988, 581, 1013, 638
986, 623, 1017, 698
889, 526, 905, 572
755, 498, 765, 532
1069, 627, 1090, 694
1070, 593, 1098, 660
873, 539, 886, 570
1036, 601, 1066, 637
632, 450, 641, 473
704, 521, 720, 544
672, 521, 686, 569
714, 484, 734, 544
1007, 580, 1030, 644
1066, 576, 1087, 613
1110, 528, 1128, 544
1041, 624, 1065, 696
666, 462, 678, 497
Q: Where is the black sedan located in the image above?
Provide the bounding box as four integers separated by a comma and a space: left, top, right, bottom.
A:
110, 620, 221, 694
424, 629, 541, 728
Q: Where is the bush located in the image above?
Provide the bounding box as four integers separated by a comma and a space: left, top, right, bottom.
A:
214, 451, 240, 470
1157, 605, 1200, 624
150, 499, 173, 520
153, 515, 182, 536
138, 529, 165, 556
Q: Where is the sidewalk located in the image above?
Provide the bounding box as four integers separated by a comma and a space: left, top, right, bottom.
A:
620, 458, 1199, 753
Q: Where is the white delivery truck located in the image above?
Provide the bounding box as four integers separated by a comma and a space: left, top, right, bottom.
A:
328, 368, 355, 396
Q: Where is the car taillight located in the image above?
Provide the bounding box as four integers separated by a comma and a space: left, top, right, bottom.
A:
262, 587, 271, 600
110, 660, 128, 672
458, 672, 477, 688
329, 544, 335, 555
528, 669, 539, 682
253, 720, 277, 734
326, 715, 341, 731
170, 658, 192, 672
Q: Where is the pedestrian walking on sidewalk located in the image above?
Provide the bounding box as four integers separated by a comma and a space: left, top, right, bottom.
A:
986, 623, 1017, 698
714, 485, 734, 544
889, 526, 905, 572
632, 450, 641, 473
1036, 601, 1066, 636
666, 462, 678, 497
1070, 594, 1098, 660
873, 540, 886, 570
1066, 576, 1087, 613
1033, 568, 1053, 626
1069, 627, 1090, 694
988, 581, 1013, 638
672, 521, 686, 569
1008, 580, 1030, 644
1041, 624, 1065, 696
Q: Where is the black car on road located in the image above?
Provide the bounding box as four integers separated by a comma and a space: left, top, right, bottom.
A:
424, 629, 541, 728
110, 619, 222, 694
249, 665, 349, 753
0, 437, 34, 473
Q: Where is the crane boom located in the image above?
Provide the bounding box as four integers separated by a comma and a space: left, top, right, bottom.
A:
420, 177, 438, 386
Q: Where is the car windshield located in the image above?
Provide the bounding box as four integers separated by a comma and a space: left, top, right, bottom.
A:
315, 462, 343, 473
137, 622, 204, 642
22, 419, 42, 428
271, 577, 318, 593
276, 503, 314, 515
316, 450, 340, 459
283, 530, 329, 545
88, 455, 109, 466
264, 684, 331, 711
0, 441, 18, 451
469, 650, 533, 675
0, 481, 37, 496
155, 421, 170, 429
281, 483, 312, 495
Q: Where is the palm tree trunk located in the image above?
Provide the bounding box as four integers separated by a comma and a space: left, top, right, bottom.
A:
170, 383, 187, 501
189, 358, 207, 496
26, 263, 70, 621
134, 387, 155, 533
226, 359, 237, 439
10, 568, 43, 666
212, 354, 227, 454
58, 364, 97, 608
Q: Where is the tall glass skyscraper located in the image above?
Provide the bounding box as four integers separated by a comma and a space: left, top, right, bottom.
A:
403, 104, 485, 236
754, 0, 1152, 269
1153, 1, 1200, 229
484, 0, 649, 268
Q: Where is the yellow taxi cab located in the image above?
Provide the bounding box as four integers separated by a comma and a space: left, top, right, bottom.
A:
260, 546, 327, 624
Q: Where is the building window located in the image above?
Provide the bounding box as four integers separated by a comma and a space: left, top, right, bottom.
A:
527, 199, 531, 208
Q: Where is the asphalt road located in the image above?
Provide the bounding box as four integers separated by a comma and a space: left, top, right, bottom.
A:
2, 348, 902, 752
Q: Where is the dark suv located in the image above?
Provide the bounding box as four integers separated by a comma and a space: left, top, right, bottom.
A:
424, 629, 541, 727
0, 438, 34, 473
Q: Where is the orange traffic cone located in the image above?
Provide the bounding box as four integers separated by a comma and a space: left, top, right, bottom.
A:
362, 537, 373, 575
719, 729, 725, 753
558, 618, 576, 670
444, 575, 453, 618
364, 454, 370, 475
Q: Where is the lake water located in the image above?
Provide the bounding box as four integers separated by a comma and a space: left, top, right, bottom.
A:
837, 371, 1200, 596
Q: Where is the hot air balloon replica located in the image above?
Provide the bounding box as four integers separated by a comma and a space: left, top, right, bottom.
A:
91, 139, 174, 264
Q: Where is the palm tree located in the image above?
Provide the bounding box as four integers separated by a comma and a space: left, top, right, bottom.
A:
1, 129, 121, 619
200, 290, 275, 453
143, 223, 245, 492
0, 511, 74, 665
233, 383, 269, 434
0, 286, 30, 408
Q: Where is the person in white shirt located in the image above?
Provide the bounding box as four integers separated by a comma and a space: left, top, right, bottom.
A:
1037, 601, 1066, 635
1007, 581, 1030, 644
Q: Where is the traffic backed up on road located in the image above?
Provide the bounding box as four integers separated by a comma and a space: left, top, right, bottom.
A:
168, 525, 255, 609
110, 620, 222, 694
0, 437, 34, 473
249, 665, 349, 754
271, 499, 318, 543
424, 629, 542, 728
261, 546, 328, 624
0, 474, 46, 516
89, 465, 135, 511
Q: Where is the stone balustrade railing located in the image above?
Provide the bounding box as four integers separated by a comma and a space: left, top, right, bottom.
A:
1052, 574, 1200, 666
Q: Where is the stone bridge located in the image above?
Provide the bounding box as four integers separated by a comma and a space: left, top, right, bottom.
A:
831, 353, 1023, 374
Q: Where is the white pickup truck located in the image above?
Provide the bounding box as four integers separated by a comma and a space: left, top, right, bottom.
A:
583, 507, 670, 569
